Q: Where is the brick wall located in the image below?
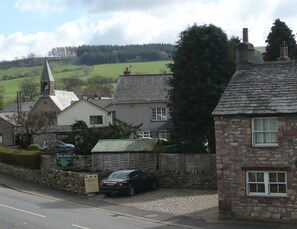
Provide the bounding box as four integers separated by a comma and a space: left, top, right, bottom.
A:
214, 115, 297, 222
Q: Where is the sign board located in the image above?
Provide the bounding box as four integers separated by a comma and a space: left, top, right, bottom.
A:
84, 174, 99, 193
56, 153, 73, 167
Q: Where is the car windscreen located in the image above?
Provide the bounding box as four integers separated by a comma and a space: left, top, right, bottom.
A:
107, 172, 129, 180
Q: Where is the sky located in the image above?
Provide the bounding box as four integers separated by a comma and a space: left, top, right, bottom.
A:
1, 0, 297, 61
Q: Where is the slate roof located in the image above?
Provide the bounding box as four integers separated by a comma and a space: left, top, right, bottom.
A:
212, 61, 297, 116
41, 59, 54, 82
50, 90, 79, 111
1, 101, 36, 113
113, 74, 171, 104
88, 98, 114, 112
91, 139, 159, 153
0, 114, 16, 125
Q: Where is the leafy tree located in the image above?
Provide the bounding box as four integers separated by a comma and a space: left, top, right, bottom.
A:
168, 24, 236, 153
70, 120, 142, 154
82, 65, 93, 75
18, 80, 39, 101
57, 77, 83, 98
10, 111, 47, 149
60, 77, 82, 91
83, 76, 114, 98
263, 19, 297, 61
0, 86, 5, 110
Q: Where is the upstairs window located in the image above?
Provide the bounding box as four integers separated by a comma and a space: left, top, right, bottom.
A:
252, 117, 278, 146
152, 108, 167, 121
246, 171, 287, 196
90, 115, 103, 125
139, 131, 153, 138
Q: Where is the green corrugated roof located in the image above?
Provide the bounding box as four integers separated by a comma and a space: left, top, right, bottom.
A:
91, 139, 159, 153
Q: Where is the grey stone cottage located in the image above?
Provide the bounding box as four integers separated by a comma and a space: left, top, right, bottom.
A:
213, 28, 297, 221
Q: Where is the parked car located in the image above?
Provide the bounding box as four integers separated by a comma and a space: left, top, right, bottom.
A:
100, 170, 158, 196
42, 140, 75, 150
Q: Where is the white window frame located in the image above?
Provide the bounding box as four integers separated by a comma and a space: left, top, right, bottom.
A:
252, 117, 278, 147
90, 115, 103, 125
139, 131, 153, 138
151, 108, 167, 121
246, 171, 287, 197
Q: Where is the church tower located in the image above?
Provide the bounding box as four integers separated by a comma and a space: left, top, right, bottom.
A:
40, 59, 55, 96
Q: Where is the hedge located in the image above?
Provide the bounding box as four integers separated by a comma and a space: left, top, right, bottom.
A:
0, 146, 41, 170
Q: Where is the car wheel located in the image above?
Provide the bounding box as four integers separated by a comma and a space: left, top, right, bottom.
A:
152, 181, 157, 190
129, 186, 135, 196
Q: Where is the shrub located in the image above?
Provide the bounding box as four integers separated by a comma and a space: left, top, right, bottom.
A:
0, 146, 41, 170
28, 144, 41, 151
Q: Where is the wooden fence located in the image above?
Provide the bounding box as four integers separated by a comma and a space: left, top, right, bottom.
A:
41, 153, 216, 172
92, 153, 157, 171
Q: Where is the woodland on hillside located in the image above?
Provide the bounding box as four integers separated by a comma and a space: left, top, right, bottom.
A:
50, 43, 175, 65
0, 43, 174, 69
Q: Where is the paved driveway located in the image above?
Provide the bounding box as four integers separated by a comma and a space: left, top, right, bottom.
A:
96, 188, 218, 222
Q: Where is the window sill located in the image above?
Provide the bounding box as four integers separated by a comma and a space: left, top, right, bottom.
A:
252, 144, 278, 148
246, 194, 288, 198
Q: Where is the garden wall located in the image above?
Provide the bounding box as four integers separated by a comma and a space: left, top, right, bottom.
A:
0, 161, 217, 195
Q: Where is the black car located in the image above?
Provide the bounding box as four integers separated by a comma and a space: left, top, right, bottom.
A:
100, 170, 158, 196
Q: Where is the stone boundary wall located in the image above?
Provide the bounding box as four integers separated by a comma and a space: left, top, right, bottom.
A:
0, 162, 87, 195
152, 170, 217, 189
0, 162, 217, 195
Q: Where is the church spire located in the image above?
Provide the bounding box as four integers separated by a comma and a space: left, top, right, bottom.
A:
40, 59, 55, 96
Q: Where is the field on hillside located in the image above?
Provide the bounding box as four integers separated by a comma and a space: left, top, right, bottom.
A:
0, 60, 171, 103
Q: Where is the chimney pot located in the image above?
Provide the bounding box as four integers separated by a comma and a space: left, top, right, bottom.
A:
236, 28, 255, 70
278, 42, 290, 61
123, 67, 130, 76
243, 28, 248, 43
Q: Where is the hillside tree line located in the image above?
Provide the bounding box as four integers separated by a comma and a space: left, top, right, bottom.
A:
48, 43, 175, 65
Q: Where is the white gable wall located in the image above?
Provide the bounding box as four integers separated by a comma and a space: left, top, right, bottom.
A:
57, 100, 111, 127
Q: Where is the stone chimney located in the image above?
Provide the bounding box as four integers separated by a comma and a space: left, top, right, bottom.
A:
242, 28, 248, 42
278, 42, 290, 61
236, 28, 255, 70
123, 67, 130, 76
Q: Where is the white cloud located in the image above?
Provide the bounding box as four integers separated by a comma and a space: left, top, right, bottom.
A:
14, 0, 65, 13
2, 0, 297, 60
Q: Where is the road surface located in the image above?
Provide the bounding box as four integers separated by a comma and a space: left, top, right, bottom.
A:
0, 174, 296, 229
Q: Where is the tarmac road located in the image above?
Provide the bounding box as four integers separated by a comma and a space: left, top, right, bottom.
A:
0, 173, 296, 229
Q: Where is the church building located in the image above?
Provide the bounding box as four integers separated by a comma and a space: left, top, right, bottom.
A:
30, 59, 79, 126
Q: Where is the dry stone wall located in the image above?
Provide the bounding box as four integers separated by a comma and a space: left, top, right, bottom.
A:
0, 161, 216, 194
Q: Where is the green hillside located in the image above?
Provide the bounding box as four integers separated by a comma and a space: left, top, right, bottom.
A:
0, 60, 171, 103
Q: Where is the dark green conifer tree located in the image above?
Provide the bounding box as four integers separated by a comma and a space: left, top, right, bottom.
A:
168, 24, 236, 153
264, 19, 297, 61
